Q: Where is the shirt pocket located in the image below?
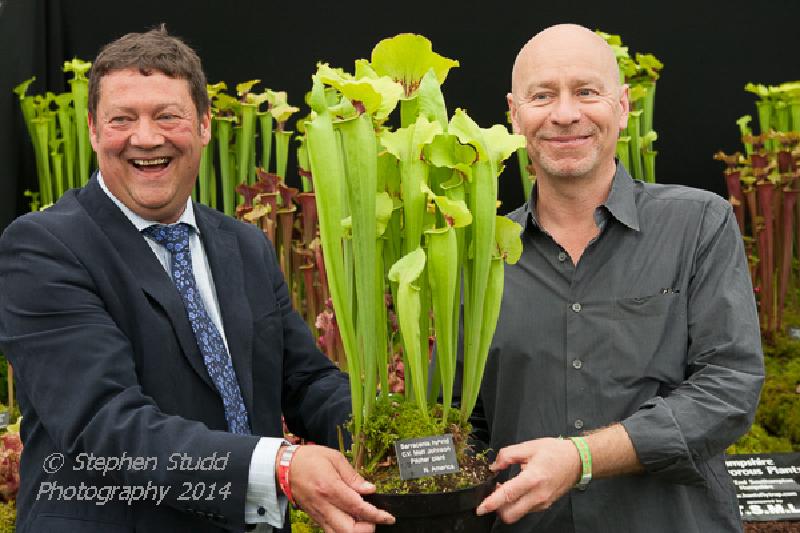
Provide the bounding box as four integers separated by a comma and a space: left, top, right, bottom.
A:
611, 292, 686, 386
615, 293, 675, 317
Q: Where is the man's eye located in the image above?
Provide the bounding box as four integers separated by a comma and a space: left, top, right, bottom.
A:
531, 93, 551, 102
158, 114, 178, 121
110, 116, 131, 124
577, 88, 599, 97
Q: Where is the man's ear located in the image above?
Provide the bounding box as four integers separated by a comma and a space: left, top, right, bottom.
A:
88, 111, 98, 151
618, 84, 630, 130
200, 108, 211, 146
507, 92, 520, 134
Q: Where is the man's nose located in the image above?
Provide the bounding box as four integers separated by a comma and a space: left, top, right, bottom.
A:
550, 96, 581, 125
130, 117, 164, 147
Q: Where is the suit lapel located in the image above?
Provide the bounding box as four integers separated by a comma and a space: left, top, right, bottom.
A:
77, 176, 216, 392
195, 205, 255, 419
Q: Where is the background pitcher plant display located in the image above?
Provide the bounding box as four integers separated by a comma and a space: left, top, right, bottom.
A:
13, 59, 94, 210
716, 81, 800, 338
304, 33, 524, 494
716, 80, 800, 460
599, 30, 663, 184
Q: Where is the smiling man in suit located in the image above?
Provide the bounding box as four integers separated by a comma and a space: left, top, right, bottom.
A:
0, 26, 393, 533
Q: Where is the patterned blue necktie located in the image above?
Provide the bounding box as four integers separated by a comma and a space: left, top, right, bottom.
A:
142, 223, 251, 435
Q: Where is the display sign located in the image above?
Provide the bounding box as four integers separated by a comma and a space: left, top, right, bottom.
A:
725, 453, 800, 521
394, 434, 460, 481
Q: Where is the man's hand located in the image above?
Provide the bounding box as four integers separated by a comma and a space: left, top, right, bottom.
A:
289, 445, 395, 533
476, 437, 580, 524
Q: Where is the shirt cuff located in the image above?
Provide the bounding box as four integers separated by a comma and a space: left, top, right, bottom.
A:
621, 396, 706, 486
245, 437, 288, 527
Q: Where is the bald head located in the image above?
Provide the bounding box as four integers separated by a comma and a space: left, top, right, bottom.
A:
506, 23, 629, 184
511, 24, 621, 99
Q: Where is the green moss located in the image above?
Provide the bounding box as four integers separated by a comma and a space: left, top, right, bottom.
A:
727, 424, 793, 454
729, 324, 800, 453
0, 500, 15, 533
759, 334, 800, 449
349, 395, 490, 494
0, 354, 8, 406
355, 395, 468, 474
290, 506, 323, 533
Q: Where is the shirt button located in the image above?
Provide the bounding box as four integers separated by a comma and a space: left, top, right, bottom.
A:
572, 359, 583, 369
571, 302, 582, 313
558, 251, 567, 262
574, 419, 584, 430
257, 506, 266, 516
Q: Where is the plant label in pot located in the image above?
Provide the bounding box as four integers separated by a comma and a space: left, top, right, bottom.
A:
395, 434, 459, 480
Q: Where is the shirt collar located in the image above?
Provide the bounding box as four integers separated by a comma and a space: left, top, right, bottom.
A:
524, 161, 640, 233
603, 163, 640, 232
97, 171, 199, 234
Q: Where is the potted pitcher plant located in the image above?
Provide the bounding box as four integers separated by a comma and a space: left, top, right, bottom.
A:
304, 33, 524, 532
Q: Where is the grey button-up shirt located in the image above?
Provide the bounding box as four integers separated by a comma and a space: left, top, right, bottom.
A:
473, 164, 764, 533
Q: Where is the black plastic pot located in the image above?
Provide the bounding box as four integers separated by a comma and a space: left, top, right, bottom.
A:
364, 475, 497, 533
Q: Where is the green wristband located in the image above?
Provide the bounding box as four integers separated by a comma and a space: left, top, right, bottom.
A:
569, 436, 592, 490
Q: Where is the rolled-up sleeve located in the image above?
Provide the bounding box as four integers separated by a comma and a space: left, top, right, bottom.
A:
621, 199, 764, 484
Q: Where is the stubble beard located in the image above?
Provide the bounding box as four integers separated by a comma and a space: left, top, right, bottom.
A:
530, 142, 601, 182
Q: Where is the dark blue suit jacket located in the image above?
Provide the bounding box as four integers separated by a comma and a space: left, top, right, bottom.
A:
0, 176, 350, 532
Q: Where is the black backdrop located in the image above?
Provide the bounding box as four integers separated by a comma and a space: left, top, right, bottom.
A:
1, 0, 799, 231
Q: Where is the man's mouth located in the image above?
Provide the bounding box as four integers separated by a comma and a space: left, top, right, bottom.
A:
130, 157, 172, 172
543, 134, 592, 145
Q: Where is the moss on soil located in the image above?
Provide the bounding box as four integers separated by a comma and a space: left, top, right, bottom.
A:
728, 323, 800, 454
351, 395, 492, 494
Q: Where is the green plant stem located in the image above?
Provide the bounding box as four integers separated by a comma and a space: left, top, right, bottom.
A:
305, 80, 363, 454
643, 150, 657, 184
216, 118, 236, 216
19, 96, 36, 143
616, 137, 631, 172
775, 102, 790, 133
31, 118, 52, 205
69, 78, 91, 185
517, 147, 532, 201
376, 239, 390, 398
461, 160, 496, 422
275, 130, 292, 180
790, 102, 800, 133
389, 248, 428, 420
52, 151, 65, 199
339, 114, 382, 420
641, 80, 656, 135
55, 104, 76, 189
418, 266, 431, 407
297, 140, 311, 192
400, 159, 428, 255
462, 255, 503, 418
737, 117, 753, 157
46, 112, 58, 155
425, 227, 457, 420
237, 104, 257, 187
756, 99, 773, 150
400, 98, 418, 128
627, 112, 644, 181
441, 177, 467, 385
259, 112, 274, 173
199, 133, 215, 207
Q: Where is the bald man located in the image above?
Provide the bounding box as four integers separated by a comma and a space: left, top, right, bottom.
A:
472, 24, 763, 532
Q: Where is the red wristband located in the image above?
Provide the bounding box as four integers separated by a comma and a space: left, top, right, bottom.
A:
277, 444, 299, 505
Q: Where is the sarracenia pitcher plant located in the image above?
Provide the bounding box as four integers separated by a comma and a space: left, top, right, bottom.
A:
304, 34, 524, 464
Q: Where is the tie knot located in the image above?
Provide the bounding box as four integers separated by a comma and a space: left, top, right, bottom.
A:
142, 223, 191, 252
